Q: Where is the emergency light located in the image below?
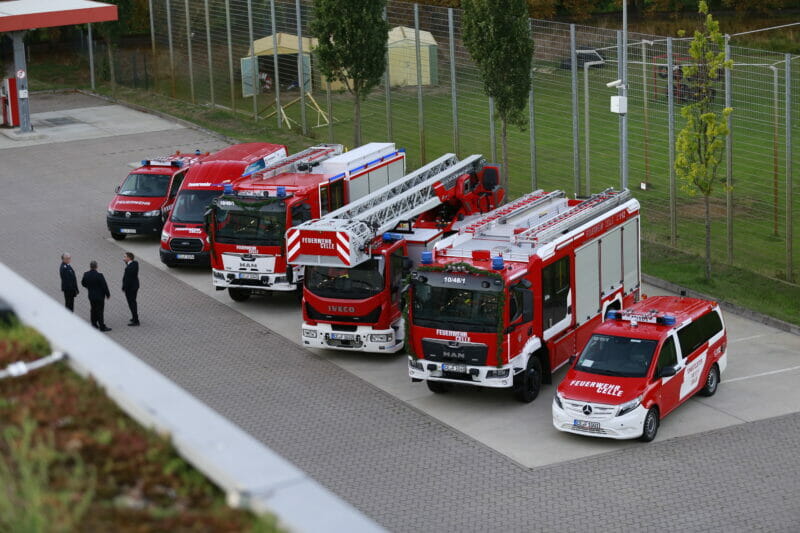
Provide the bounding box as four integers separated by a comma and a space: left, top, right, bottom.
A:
277, 186, 286, 198
223, 184, 234, 195
421, 251, 433, 265
491, 256, 504, 270
382, 232, 402, 242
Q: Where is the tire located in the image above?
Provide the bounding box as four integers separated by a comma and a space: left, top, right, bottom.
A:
640, 407, 659, 442
513, 356, 542, 403
698, 363, 720, 397
426, 380, 450, 394
111, 232, 127, 240
228, 288, 251, 302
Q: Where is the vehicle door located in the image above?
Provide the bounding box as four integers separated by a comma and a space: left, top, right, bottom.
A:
506, 282, 534, 361
677, 312, 723, 400
652, 334, 683, 416
542, 255, 574, 368
164, 168, 188, 216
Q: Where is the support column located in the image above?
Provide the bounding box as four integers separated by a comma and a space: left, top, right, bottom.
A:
10, 32, 31, 133
88, 23, 96, 91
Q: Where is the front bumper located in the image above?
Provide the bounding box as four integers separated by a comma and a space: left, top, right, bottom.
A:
107, 214, 162, 235
160, 249, 210, 266
301, 321, 403, 353
408, 358, 516, 389
212, 269, 298, 292
552, 398, 647, 440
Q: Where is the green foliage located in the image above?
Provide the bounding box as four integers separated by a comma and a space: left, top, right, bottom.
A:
95, 0, 135, 44
0, 319, 51, 358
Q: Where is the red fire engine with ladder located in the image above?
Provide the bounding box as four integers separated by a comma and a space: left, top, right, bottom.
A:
207, 143, 406, 300
406, 188, 641, 402
286, 153, 504, 353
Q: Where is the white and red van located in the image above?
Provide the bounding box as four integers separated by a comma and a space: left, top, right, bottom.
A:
552, 296, 727, 442
107, 151, 207, 240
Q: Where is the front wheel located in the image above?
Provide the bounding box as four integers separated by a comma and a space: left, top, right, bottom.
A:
640, 407, 659, 442
228, 288, 251, 302
111, 232, 127, 240
513, 356, 542, 403
698, 363, 720, 397
426, 380, 450, 394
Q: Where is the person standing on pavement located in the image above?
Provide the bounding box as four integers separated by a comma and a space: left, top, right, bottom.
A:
81, 260, 111, 332
59, 253, 79, 311
122, 252, 140, 326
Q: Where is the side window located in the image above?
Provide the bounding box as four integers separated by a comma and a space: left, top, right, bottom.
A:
679, 311, 724, 357
509, 287, 524, 322
329, 178, 345, 211
542, 256, 570, 329
319, 185, 330, 216
655, 336, 678, 377
390, 251, 404, 305
291, 202, 312, 226
169, 170, 186, 197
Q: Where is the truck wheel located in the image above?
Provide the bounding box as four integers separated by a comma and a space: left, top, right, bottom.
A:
698, 364, 720, 397
426, 380, 450, 394
228, 288, 250, 302
513, 356, 542, 403
111, 232, 126, 240
640, 407, 659, 442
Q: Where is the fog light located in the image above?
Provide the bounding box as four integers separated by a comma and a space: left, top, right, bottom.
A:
302, 329, 317, 339
369, 333, 392, 343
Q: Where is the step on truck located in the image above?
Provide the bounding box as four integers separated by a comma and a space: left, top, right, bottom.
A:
107, 150, 208, 240
287, 153, 504, 353
160, 143, 289, 267
206, 143, 406, 300
406, 188, 641, 402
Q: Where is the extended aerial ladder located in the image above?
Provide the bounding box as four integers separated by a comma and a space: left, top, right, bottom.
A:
286, 153, 491, 268
243, 143, 343, 179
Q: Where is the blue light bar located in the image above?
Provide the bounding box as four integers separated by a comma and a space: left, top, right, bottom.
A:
491, 256, 504, 270
328, 172, 346, 182
657, 315, 677, 326
382, 232, 402, 242
421, 251, 433, 265
223, 183, 234, 195
606, 309, 622, 320
277, 186, 286, 197
141, 160, 149, 166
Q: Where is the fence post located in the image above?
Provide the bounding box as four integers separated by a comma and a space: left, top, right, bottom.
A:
786, 54, 794, 282
489, 97, 497, 164
667, 37, 677, 247
414, 3, 426, 163
724, 37, 733, 263
772, 65, 780, 236
184, 0, 195, 104
583, 62, 591, 195
384, 7, 393, 142
448, 8, 459, 156
166, 0, 175, 97
148, 0, 157, 90
226, 0, 235, 113
204, 0, 214, 107
570, 24, 580, 196
617, 30, 623, 190
296, 0, 308, 135
529, 19, 537, 191
641, 41, 650, 185
270, 0, 281, 127
327, 80, 334, 142
247, 0, 257, 119
88, 23, 95, 90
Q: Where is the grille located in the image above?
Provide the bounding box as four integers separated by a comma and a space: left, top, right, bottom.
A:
441, 371, 474, 382
170, 238, 203, 252
111, 210, 147, 217
305, 303, 381, 324
422, 338, 488, 366
563, 400, 617, 421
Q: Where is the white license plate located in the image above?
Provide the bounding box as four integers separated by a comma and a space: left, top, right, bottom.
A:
176, 254, 195, 260
442, 363, 467, 373
330, 333, 355, 341
119, 228, 136, 234
238, 272, 259, 280
573, 419, 600, 430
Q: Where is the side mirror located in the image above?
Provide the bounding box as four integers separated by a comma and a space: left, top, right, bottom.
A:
402, 257, 413, 275
658, 365, 678, 378
569, 354, 577, 365
115, 185, 120, 193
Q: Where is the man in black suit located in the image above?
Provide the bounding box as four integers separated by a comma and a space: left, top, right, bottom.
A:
81, 260, 111, 332
122, 252, 140, 326
59, 253, 79, 311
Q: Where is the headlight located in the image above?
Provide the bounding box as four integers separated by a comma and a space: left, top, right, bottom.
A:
143, 209, 161, 217
616, 395, 642, 417
302, 329, 317, 338
553, 392, 564, 409
160, 231, 170, 243
369, 333, 392, 343
408, 357, 424, 370
107, 208, 114, 215
486, 368, 509, 379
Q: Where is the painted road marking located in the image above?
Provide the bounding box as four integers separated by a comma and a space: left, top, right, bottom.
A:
724, 364, 800, 384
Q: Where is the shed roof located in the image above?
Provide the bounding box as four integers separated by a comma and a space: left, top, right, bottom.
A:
0, 0, 117, 32
388, 26, 437, 47
251, 32, 319, 56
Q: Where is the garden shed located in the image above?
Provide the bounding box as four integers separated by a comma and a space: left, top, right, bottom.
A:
387, 26, 439, 87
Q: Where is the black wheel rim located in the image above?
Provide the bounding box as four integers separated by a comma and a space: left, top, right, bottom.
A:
707, 368, 718, 390
645, 412, 656, 436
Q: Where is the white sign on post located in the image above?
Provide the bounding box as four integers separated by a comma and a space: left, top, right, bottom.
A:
16, 69, 26, 79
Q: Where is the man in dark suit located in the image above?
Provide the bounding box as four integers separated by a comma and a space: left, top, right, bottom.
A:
122, 252, 140, 326
59, 253, 79, 311
81, 260, 111, 331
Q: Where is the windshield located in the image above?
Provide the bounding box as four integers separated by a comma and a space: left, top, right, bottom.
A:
411, 277, 500, 333
213, 204, 286, 246
172, 189, 221, 223
305, 258, 384, 300
118, 173, 171, 197
574, 334, 658, 378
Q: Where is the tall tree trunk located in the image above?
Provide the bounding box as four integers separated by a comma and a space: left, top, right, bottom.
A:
353, 89, 362, 148
501, 118, 509, 196
704, 193, 711, 281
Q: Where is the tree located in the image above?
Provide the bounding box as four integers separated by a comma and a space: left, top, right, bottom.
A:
311, 0, 389, 147
94, 0, 134, 91
462, 0, 533, 193
674, 1, 733, 281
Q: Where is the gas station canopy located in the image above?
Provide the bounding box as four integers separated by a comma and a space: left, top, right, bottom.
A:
0, 0, 117, 32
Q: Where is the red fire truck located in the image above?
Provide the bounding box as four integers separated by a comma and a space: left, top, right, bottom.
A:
406, 188, 641, 402
160, 143, 288, 267
206, 143, 406, 300
287, 153, 504, 353
107, 151, 207, 240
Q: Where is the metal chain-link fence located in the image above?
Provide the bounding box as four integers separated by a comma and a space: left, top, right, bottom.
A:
79, 0, 800, 283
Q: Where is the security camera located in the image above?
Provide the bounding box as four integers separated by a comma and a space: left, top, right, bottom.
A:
606, 79, 623, 88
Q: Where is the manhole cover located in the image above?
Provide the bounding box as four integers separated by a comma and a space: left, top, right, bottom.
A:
43, 117, 81, 126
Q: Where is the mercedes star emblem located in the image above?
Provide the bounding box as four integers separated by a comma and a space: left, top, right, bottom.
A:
125, 212, 131, 218
582, 404, 593, 416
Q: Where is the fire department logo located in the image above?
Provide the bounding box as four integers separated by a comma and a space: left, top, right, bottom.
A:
582, 405, 593, 416
125, 212, 131, 218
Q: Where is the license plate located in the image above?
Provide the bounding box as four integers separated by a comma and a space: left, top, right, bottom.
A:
442, 363, 467, 373
119, 228, 136, 234
176, 254, 195, 260
238, 272, 259, 280
573, 419, 601, 430
330, 333, 355, 341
